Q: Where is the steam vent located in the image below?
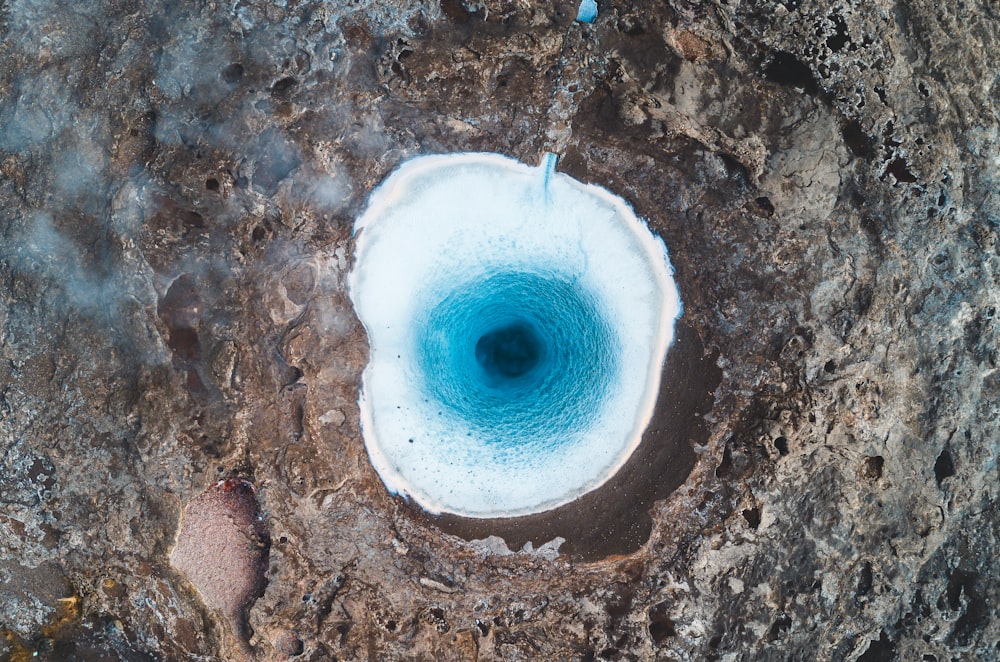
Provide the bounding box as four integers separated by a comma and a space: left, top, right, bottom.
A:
1, 1, 998, 660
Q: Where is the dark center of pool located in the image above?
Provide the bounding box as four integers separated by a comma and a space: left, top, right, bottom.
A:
475, 322, 545, 381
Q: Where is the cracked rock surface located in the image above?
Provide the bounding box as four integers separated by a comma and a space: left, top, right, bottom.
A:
1, 0, 997, 660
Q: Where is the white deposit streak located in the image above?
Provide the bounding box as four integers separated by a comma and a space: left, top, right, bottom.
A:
348, 152, 682, 518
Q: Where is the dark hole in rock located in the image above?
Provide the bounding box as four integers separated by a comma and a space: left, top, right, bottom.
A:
205, 177, 220, 191
944, 568, 988, 645
885, 157, 917, 183
221, 62, 244, 84
824, 359, 836, 373
856, 561, 873, 596
271, 76, 298, 98
774, 436, 789, 456
763, 51, 819, 95
716, 445, 734, 478
252, 225, 267, 242
768, 613, 792, 639
742, 506, 761, 529
861, 456, 884, 481
826, 14, 851, 52
285, 366, 304, 388
755, 196, 775, 216
934, 449, 954, 484
439, 0, 473, 22
648, 601, 676, 643
841, 119, 871, 157
423, 321, 720, 561
931, 252, 950, 272
857, 630, 896, 662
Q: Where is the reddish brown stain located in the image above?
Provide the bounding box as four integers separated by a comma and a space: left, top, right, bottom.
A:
170, 478, 269, 660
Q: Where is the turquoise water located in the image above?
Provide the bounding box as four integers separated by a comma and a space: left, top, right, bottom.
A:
349, 153, 680, 517
415, 270, 618, 451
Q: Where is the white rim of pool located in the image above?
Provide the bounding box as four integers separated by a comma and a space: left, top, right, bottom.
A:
348, 152, 681, 518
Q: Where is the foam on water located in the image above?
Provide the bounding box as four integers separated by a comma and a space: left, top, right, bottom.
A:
348, 153, 681, 517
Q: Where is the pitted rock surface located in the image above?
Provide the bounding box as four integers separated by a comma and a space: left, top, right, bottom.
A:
0, 0, 997, 660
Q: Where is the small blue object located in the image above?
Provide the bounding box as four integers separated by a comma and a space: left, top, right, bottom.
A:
576, 0, 597, 23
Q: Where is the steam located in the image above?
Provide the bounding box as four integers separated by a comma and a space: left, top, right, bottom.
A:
3, 213, 113, 312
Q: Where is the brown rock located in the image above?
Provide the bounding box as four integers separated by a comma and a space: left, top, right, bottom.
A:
170, 479, 270, 660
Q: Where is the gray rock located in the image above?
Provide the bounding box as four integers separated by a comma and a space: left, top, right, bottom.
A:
0, 0, 997, 659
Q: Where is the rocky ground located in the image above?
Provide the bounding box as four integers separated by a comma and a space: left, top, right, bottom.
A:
1, 0, 998, 660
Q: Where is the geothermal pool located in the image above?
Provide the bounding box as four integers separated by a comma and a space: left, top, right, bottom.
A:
348, 153, 681, 518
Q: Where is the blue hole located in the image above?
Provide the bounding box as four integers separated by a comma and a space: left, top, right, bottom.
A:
475, 322, 545, 382
415, 271, 617, 448
348, 153, 682, 517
